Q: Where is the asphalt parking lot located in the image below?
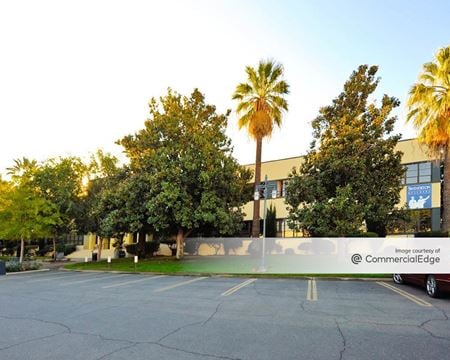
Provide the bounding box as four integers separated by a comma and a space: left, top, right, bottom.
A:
1, 271, 449, 360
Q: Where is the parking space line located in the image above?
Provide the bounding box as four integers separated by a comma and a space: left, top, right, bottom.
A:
60, 274, 129, 286
153, 276, 207, 293
307, 279, 318, 301
221, 278, 257, 296
102, 275, 166, 289
376, 282, 432, 307
0, 271, 87, 282
31, 272, 93, 282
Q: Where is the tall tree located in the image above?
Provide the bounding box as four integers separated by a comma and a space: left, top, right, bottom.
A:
233, 60, 289, 237
407, 46, 450, 231
32, 157, 87, 260
6, 157, 38, 185
84, 151, 127, 260
0, 184, 61, 263
119, 89, 252, 259
286, 65, 404, 236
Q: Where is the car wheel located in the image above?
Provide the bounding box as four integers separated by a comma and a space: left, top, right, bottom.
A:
426, 275, 440, 298
393, 274, 404, 284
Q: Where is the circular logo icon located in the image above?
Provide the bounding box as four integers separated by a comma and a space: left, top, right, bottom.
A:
351, 253, 362, 265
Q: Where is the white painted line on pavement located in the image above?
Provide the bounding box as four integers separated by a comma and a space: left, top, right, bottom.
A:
60, 274, 129, 286
5, 269, 50, 276
221, 278, 257, 296
30, 273, 93, 282
153, 276, 207, 293
307, 279, 318, 301
102, 275, 167, 289
377, 282, 432, 307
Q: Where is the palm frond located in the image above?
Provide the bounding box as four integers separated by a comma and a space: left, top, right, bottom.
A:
407, 46, 450, 151
233, 59, 289, 139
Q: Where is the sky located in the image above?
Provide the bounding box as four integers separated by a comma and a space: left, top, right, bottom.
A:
0, 0, 449, 176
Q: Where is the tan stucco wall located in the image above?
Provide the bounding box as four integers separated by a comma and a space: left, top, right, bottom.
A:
243, 198, 290, 221
395, 138, 433, 164
83, 234, 96, 250
245, 156, 303, 182
243, 139, 441, 223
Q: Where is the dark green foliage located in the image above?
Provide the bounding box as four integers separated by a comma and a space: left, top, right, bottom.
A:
125, 242, 160, 257
32, 157, 87, 236
265, 204, 277, 237
55, 243, 76, 255
286, 65, 405, 237
118, 89, 253, 258
83, 152, 129, 240
182, 238, 244, 255
348, 232, 379, 237
415, 231, 448, 237
37, 245, 52, 257
183, 239, 201, 255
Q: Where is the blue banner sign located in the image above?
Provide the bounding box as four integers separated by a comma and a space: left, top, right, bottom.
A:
407, 184, 432, 209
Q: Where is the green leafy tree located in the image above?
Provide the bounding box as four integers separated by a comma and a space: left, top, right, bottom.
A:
6, 157, 38, 185
119, 89, 252, 259
407, 46, 450, 231
83, 151, 128, 259
233, 60, 289, 237
0, 184, 61, 263
286, 65, 404, 236
32, 157, 87, 260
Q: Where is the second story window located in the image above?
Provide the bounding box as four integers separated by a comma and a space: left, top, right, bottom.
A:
404, 162, 431, 184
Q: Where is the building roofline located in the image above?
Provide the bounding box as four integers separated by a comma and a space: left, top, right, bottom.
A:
241, 137, 418, 167
242, 155, 303, 167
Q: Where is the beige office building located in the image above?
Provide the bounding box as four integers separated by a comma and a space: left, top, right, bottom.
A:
241, 138, 441, 237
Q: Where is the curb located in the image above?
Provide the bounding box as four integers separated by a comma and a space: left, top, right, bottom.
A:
5, 269, 50, 276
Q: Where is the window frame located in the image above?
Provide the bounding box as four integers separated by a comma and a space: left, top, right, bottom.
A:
402, 161, 432, 185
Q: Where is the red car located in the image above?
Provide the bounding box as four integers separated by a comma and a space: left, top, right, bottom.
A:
393, 274, 450, 298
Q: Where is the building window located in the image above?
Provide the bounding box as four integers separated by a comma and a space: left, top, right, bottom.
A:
282, 179, 289, 197
254, 179, 289, 198
404, 162, 431, 184
276, 219, 284, 233
389, 209, 432, 234
410, 209, 432, 233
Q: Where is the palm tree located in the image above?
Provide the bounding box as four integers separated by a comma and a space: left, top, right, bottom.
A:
6, 157, 38, 185
407, 46, 450, 231
233, 60, 289, 237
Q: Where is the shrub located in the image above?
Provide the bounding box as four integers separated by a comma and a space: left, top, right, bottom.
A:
23, 261, 41, 271
184, 238, 228, 255
24, 245, 39, 257
37, 245, 52, 257
415, 231, 448, 237
184, 239, 201, 255
55, 243, 77, 255
5, 260, 40, 272
348, 232, 379, 237
246, 238, 280, 256
125, 242, 160, 256
223, 238, 243, 255
5, 260, 21, 272
2, 245, 15, 256
63, 245, 76, 255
